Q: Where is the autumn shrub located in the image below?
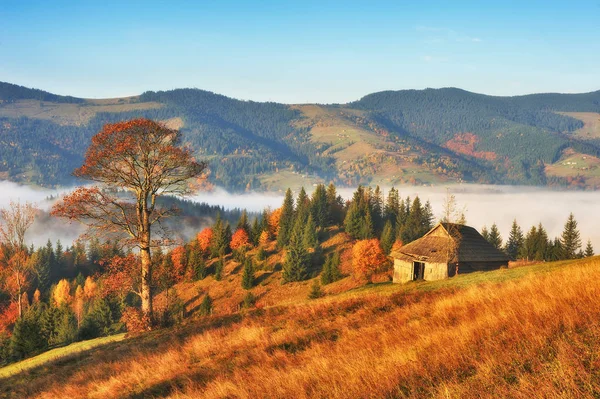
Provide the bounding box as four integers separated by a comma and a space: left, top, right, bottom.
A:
241, 292, 256, 309
199, 294, 212, 316
307, 280, 322, 299
120, 307, 151, 334
352, 239, 388, 282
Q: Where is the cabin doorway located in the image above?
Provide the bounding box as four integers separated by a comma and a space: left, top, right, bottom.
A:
413, 262, 425, 280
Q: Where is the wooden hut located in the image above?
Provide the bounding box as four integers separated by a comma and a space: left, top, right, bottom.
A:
391, 223, 509, 283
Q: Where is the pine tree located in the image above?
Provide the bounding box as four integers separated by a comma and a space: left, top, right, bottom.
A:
380, 220, 395, 255
360, 207, 374, 239
277, 188, 295, 248
384, 187, 400, 227
481, 226, 490, 241
188, 245, 206, 280
533, 223, 549, 261
326, 183, 343, 226
520, 225, 537, 260
241, 258, 255, 290
308, 280, 323, 299
237, 210, 250, 234
344, 201, 362, 239
210, 214, 231, 258
487, 223, 503, 250
302, 214, 318, 249
561, 213, 581, 260
504, 219, 524, 260
199, 294, 212, 316
214, 258, 224, 281
250, 217, 262, 246
371, 185, 384, 233
10, 307, 46, 360
584, 240, 594, 257
283, 223, 309, 282
311, 184, 328, 229
295, 187, 310, 226
422, 200, 435, 231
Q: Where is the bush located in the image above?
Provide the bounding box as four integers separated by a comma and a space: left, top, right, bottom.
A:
241, 292, 256, 309
308, 280, 323, 299
120, 307, 151, 334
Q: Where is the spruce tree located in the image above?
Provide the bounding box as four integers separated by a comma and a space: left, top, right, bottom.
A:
277, 188, 295, 248
487, 223, 503, 250
295, 187, 310, 225
237, 210, 250, 234
533, 223, 549, 261
188, 246, 206, 280
561, 213, 581, 260
584, 240, 594, 257
384, 187, 400, 227
380, 220, 395, 255
302, 214, 318, 249
214, 257, 224, 281
10, 307, 46, 360
481, 226, 490, 242
199, 294, 212, 316
311, 184, 328, 229
326, 183, 343, 226
241, 258, 255, 290
360, 207, 374, 239
283, 223, 309, 282
344, 201, 362, 239
520, 225, 537, 260
308, 280, 323, 299
371, 185, 384, 233
250, 217, 261, 246
504, 219, 524, 260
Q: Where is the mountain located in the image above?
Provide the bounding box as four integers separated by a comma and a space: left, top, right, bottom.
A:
1, 81, 600, 190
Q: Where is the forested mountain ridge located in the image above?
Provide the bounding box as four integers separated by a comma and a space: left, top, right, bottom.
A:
1, 81, 600, 190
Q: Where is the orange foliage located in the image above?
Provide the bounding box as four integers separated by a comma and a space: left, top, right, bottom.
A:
101, 254, 140, 299
0, 302, 18, 335
230, 229, 250, 251
197, 228, 214, 253
268, 208, 282, 237
445, 132, 497, 161
259, 230, 271, 247
352, 239, 387, 282
83, 276, 98, 300
171, 246, 187, 282
120, 307, 151, 334
54, 279, 72, 307
391, 240, 404, 253
74, 285, 84, 325
33, 288, 41, 303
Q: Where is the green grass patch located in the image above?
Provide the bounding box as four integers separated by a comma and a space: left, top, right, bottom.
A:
0, 333, 127, 379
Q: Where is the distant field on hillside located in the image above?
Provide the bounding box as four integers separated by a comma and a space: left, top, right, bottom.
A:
2, 256, 599, 399
559, 111, 600, 140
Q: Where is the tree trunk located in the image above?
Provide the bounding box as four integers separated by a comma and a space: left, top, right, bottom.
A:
140, 240, 153, 321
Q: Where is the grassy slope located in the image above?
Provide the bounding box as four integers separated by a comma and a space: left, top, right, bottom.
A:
2, 255, 600, 399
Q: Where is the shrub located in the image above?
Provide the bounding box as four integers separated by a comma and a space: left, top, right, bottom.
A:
199, 294, 213, 316
120, 307, 151, 334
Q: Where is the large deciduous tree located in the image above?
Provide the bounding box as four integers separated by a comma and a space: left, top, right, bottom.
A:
52, 118, 207, 321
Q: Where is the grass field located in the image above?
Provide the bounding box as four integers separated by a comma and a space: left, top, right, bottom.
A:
558, 112, 600, 140
2, 256, 599, 399
545, 147, 600, 187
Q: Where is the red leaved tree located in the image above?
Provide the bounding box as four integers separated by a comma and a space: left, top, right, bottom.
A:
230, 228, 250, 252
197, 228, 213, 255
170, 246, 187, 282
352, 239, 388, 282
52, 118, 207, 320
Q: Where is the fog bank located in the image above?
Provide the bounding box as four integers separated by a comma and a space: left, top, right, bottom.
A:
1, 181, 598, 252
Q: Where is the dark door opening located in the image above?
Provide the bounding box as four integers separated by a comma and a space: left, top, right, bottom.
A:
413, 262, 425, 280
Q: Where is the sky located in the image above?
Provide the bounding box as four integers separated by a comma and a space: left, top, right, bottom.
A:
1, 0, 599, 103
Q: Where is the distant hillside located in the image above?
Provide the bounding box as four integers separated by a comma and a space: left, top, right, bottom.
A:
1, 81, 600, 190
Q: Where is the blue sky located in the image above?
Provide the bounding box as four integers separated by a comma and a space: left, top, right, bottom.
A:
1, 0, 599, 103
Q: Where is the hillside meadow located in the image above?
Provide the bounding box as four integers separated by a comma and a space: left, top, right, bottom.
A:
1, 256, 599, 398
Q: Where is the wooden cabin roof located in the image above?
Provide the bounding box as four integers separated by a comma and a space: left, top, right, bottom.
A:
391, 223, 509, 264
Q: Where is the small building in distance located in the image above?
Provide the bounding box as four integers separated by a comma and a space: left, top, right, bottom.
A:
391, 223, 509, 283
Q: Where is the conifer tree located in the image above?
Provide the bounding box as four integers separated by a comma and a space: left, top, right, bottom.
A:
344, 201, 362, 239
214, 257, 224, 281
504, 219, 524, 260
250, 217, 261, 246
283, 223, 309, 282
520, 225, 537, 260
326, 183, 344, 226
380, 220, 395, 255
302, 214, 318, 249
561, 213, 581, 260
481, 226, 490, 242
584, 239, 594, 257
308, 280, 323, 299
295, 187, 310, 226
321, 252, 342, 285
199, 294, 212, 316
422, 200, 435, 231
311, 184, 328, 229
384, 187, 400, 227
277, 188, 295, 248
487, 223, 503, 250
371, 185, 384, 233
241, 258, 255, 290
236, 210, 250, 234
360, 207, 375, 239
533, 223, 549, 261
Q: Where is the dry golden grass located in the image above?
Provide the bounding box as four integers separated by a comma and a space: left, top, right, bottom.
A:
3, 257, 600, 398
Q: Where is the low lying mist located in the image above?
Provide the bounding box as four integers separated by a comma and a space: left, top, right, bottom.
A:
1, 181, 598, 251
